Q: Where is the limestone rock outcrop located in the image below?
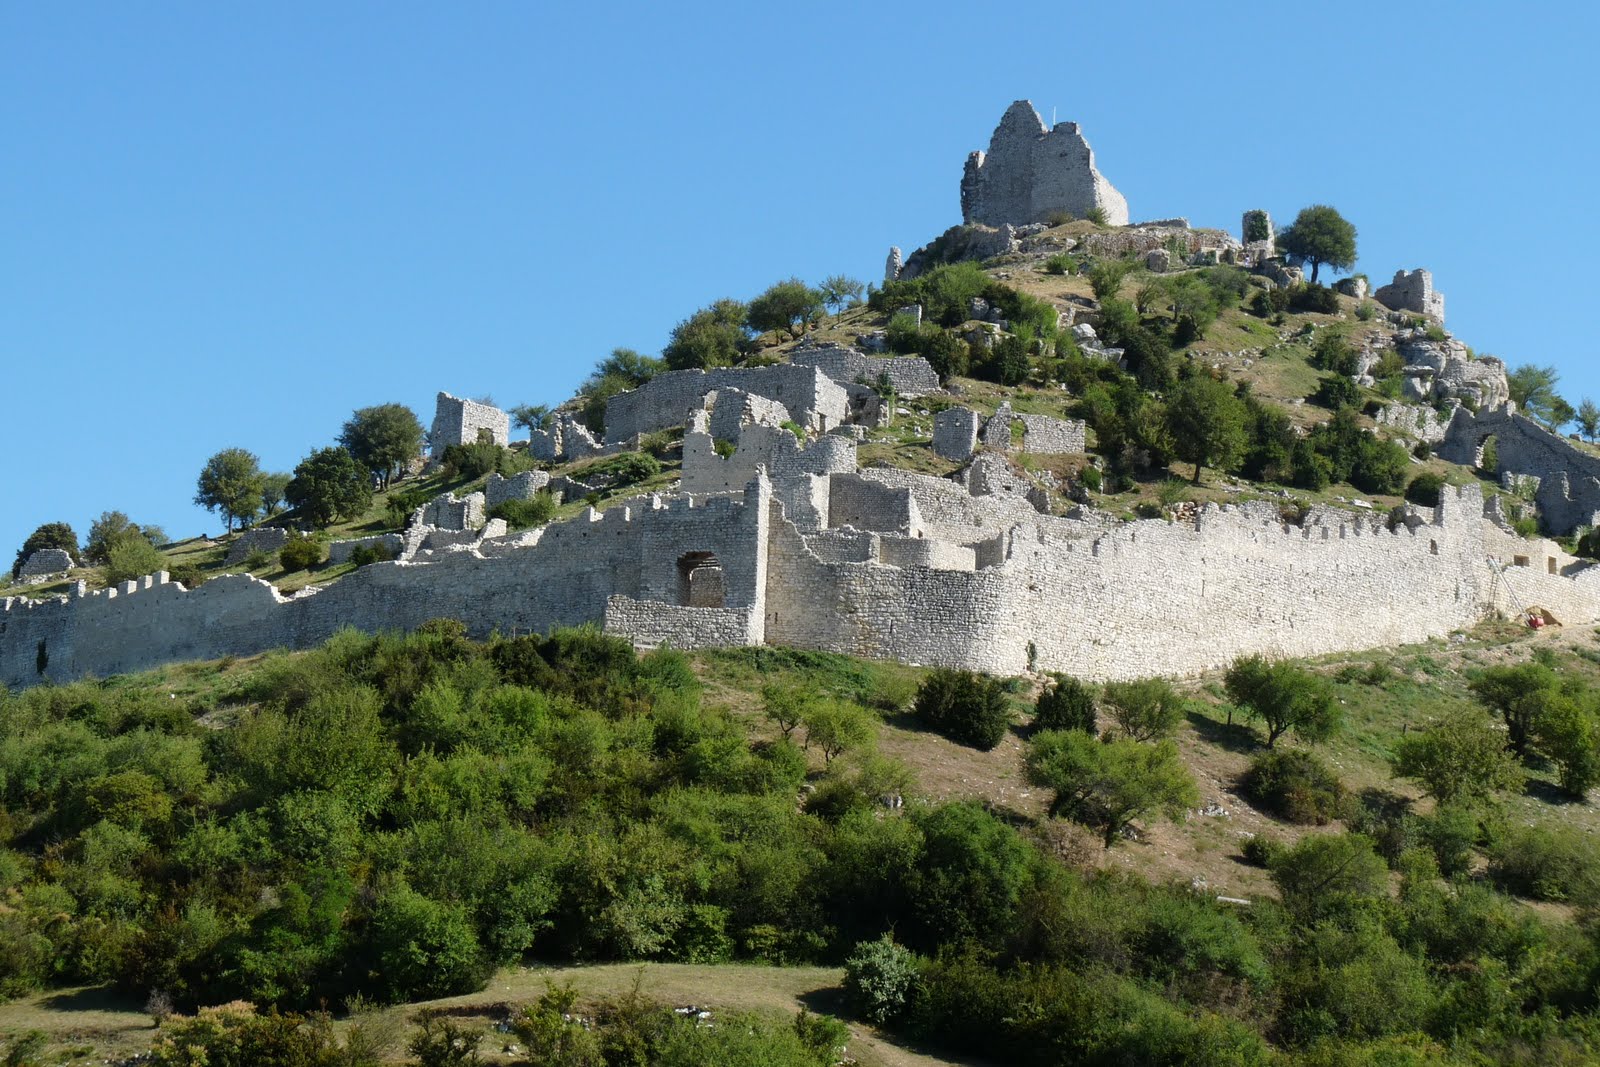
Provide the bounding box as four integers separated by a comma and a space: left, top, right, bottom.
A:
960, 101, 1129, 228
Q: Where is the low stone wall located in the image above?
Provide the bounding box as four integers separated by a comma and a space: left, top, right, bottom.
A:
17, 549, 74, 580
225, 528, 289, 565
485, 471, 552, 508
933, 407, 980, 461
328, 533, 405, 564
789, 341, 942, 397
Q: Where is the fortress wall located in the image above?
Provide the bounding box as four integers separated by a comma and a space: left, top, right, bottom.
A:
1, 482, 772, 689
1480, 524, 1600, 623
763, 487, 1562, 681
604, 366, 849, 443
827, 475, 923, 536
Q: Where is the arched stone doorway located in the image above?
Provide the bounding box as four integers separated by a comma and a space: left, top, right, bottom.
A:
677, 552, 725, 608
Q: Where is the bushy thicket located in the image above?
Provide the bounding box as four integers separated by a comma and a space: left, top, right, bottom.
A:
5, 636, 1600, 1063
912, 669, 1011, 750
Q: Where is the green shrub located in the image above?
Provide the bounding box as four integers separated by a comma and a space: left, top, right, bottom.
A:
1036, 674, 1096, 733
585, 451, 661, 488
441, 440, 504, 479
1241, 835, 1283, 868
1290, 283, 1341, 314
1404, 472, 1445, 507
1314, 374, 1361, 410
349, 543, 394, 567
104, 535, 167, 585
1099, 678, 1184, 741
487, 492, 557, 529
1242, 749, 1346, 825
1025, 732, 1198, 848
1042, 252, 1074, 275
886, 312, 923, 354
843, 935, 919, 1023
279, 537, 323, 572
913, 669, 1011, 750
1355, 300, 1376, 321
1488, 824, 1600, 904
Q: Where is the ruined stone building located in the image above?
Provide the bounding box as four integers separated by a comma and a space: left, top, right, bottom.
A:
961, 100, 1130, 227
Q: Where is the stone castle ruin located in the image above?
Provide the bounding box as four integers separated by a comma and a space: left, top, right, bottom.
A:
8, 352, 1600, 690
7, 107, 1598, 691
961, 101, 1130, 228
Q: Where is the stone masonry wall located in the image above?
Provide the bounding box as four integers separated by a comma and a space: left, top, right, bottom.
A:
960, 101, 1130, 228
933, 407, 980, 461
17, 550, 74, 580
603, 366, 849, 443
1, 480, 773, 689
1374, 269, 1446, 322
429, 392, 510, 457
789, 342, 942, 397
1439, 404, 1600, 534
485, 471, 552, 508
764, 486, 1551, 680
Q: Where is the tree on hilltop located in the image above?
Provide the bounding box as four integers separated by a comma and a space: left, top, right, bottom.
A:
820, 274, 866, 321
746, 278, 825, 340
286, 446, 374, 528
11, 522, 79, 579
1277, 205, 1357, 283
662, 299, 750, 371
260, 472, 292, 517
510, 404, 551, 435
194, 449, 266, 533
589, 347, 662, 388
1578, 398, 1600, 442
338, 404, 424, 489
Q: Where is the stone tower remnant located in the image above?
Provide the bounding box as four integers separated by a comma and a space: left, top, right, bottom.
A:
885, 246, 903, 282
1374, 269, 1445, 322
960, 100, 1129, 228
1241, 209, 1274, 245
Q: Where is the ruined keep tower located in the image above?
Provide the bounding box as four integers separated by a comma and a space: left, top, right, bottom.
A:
960, 101, 1129, 228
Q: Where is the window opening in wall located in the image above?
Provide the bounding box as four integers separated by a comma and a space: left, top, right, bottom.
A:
1514, 555, 1530, 567
1549, 557, 1558, 574
677, 551, 725, 608
1429, 540, 1438, 555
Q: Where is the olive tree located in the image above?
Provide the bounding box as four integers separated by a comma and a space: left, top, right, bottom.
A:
194, 448, 266, 533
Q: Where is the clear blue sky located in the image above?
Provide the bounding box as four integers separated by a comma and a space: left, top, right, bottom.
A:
4, 2, 1596, 558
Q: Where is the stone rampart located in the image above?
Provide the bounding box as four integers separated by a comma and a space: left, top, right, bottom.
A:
2, 480, 773, 689
9, 473, 1600, 689
603, 365, 849, 443
485, 471, 552, 508
789, 342, 942, 397
764, 485, 1556, 680
933, 407, 980, 461
328, 533, 405, 564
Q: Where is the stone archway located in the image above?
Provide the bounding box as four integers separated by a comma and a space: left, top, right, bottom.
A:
677, 552, 725, 608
